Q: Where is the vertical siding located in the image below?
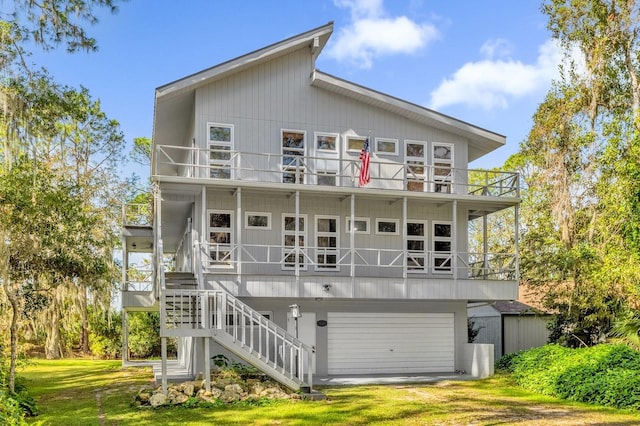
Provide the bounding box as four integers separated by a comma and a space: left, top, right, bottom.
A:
503, 316, 551, 355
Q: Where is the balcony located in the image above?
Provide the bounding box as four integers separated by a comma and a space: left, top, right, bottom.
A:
197, 242, 516, 281
154, 145, 519, 198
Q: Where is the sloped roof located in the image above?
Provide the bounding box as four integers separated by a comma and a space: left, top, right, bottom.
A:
493, 300, 550, 316
311, 71, 505, 161
152, 21, 506, 162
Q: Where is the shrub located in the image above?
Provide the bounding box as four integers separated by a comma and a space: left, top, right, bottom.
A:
0, 391, 27, 426
507, 344, 640, 409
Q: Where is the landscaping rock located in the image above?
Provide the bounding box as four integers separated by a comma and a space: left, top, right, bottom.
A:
149, 393, 167, 407
219, 389, 241, 403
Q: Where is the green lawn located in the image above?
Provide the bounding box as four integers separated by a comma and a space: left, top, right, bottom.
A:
21, 359, 640, 425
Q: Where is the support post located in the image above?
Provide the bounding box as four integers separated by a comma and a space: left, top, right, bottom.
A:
204, 336, 211, 392
161, 337, 167, 395
515, 204, 520, 281
350, 194, 355, 297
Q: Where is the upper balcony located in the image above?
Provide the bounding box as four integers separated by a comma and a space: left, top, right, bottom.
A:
154, 145, 519, 199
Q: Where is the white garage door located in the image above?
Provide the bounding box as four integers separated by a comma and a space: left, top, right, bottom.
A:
328, 312, 455, 375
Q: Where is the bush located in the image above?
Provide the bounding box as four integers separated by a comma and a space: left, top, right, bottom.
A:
506, 344, 640, 409
0, 391, 26, 426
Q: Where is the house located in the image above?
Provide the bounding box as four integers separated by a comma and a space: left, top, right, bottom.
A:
121, 22, 520, 393
468, 301, 551, 361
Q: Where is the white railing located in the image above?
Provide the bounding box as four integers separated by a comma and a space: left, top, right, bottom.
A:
460, 252, 517, 280
198, 242, 516, 280
162, 289, 313, 388
155, 145, 519, 198
123, 203, 153, 227
124, 266, 154, 291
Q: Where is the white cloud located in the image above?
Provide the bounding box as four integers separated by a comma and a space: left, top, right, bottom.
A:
328, 0, 439, 69
479, 38, 514, 59
429, 39, 564, 111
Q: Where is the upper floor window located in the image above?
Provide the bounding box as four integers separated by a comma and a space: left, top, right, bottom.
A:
315, 132, 338, 153
433, 221, 452, 273
282, 130, 305, 184
405, 140, 426, 192
345, 135, 367, 154
375, 137, 398, 156
346, 217, 370, 234
432, 142, 454, 193
208, 123, 234, 179
245, 212, 271, 230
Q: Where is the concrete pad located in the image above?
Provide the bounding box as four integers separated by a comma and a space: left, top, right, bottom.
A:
313, 372, 477, 386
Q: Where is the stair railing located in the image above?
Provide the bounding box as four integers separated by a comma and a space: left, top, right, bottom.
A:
162, 289, 314, 388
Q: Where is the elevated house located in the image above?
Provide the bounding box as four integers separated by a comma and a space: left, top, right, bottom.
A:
121, 22, 520, 393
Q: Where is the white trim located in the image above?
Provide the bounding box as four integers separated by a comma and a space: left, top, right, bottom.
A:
406, 219, 427, 273
207, 209, 234, 269
282, 213, 308, 271
431, 142, 454, 193
281, 129, 306, 184
405, 140, 427, 192
316, 170, 338, 187
245, 211, 271, 230
207, 122, 234, 179
315, 215, 340, 271
375, 218, 399, 235
314, 131, 339, 153
345, 135, 367, 154
375, 137, 398, 156
345, 217, 370, 234
432, 220, 453, 274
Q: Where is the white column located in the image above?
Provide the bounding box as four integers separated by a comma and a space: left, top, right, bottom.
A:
236, 187, 242, 288
295, 190, 300, 296
402, 197, 407, 296
200, 186, 207, 288
452, 200, 458, 285
161, 337, 167, 394
350, 193, 356, 297
204, 337, 211, 392
515, 204, 520, 282
121, 310, 129, 365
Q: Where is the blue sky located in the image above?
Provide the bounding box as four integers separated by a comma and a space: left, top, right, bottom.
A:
28, 0, 557, 175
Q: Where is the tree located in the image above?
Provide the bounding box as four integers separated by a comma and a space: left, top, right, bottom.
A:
511, 0, 640, 346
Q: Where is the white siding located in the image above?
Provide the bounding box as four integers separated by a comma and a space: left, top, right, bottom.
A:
327, 312, 454, 374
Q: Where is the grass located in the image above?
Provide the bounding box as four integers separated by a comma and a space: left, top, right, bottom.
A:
20, 359, 640, 425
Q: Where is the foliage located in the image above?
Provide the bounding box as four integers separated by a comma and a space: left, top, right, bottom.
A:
89, 310, 122, 359
511, 0, 640, 346
467, 318, 480, 343
128, 312, 162, 359
611, 309, 640, 350
0, 390, 26, 426
504, 344, 640, 409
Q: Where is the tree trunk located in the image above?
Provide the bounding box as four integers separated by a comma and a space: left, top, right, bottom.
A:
45, 295, 63, 359
7, 285, 19, 394
79, 284, 90, 353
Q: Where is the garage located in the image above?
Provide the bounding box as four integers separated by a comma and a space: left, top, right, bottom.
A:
327, 312, 455, 375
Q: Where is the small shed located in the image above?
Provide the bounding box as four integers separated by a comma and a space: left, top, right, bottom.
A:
468, 301, 552, 361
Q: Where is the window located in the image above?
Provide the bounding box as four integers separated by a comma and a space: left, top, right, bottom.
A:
432, 142, 454, 193
405, 140, 426, 192
317, 171, 337, 186
375, 137, 398, 155
346, 136, 367, 153
376, 218, 399, 235
245, 212, 271, 230
433, 221, 452, 273
282, 130, 306, 183
315, 132, 338, 153
407, 221, 427, 272
346, 217, 370, 234
316, 215, 339, 270
282, 214, 307, 270
208, 123, 234, 179
208, 210, 233, 268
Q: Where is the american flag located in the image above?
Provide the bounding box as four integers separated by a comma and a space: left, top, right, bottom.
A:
359, 138, 370, 187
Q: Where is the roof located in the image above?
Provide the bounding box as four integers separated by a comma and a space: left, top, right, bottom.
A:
492, 300, 550, 316
311, 71, 505, 161
152, 22, 506, 162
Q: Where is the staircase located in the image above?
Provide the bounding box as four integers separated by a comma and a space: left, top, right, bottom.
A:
160, 278, 313, 392
164, 272, 198, 289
